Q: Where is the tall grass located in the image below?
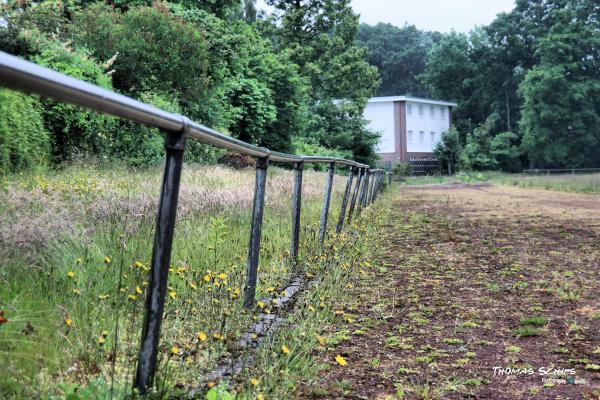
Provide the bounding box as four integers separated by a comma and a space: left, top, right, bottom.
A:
0, 162, 379, 398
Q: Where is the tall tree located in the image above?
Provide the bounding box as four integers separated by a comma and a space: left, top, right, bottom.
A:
357, 23, 436, 97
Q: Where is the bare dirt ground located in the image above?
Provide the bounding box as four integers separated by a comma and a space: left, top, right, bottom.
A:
307, 184, 600, 399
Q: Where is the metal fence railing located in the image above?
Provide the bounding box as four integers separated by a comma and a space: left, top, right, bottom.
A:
0, 50, 389, 392
523, 168, 600, 175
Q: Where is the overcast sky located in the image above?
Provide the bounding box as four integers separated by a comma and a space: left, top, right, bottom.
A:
257, 0, 516, 33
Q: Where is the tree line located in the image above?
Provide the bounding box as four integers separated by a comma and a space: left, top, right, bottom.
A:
0, 0, 380, 174
358, 0, 599, 171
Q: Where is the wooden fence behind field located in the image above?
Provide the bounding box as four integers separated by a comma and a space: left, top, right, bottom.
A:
0, 50, 389, 392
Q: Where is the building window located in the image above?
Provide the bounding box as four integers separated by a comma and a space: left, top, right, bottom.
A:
419, 131, 424, 143
430, 131, 436, 143
441, 107, 446, 118
407, 130, 413, 143
418, 105, 424, 117
406, 104, 412, 115
430, 106, 434, 118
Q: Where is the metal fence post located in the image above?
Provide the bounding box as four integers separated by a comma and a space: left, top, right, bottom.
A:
372, 172, 380, 202
346, 167, 362, 224
319, 161, 335, 245
243, 156, 269, 309
290, 161, 303, 261
135, 122, 188, 392
367, 171, 375, 204
388, 172, 392, 185
336, 165, 355, 233
358, 169, 370, 214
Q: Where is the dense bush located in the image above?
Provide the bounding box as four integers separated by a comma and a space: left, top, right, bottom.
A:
0, 89, 51, 174
34, 46, 117, 161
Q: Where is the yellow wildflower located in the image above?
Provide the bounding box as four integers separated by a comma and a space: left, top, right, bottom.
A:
207, 381, 216, 388
257, 301, 266, 310
197, 332, 207, 342
251, 378, 259, 386
316, 335, 326, 346
135, 286, 143, 294
171, 346, 179, 356
190, 282, 197, 290
103, 256, 111, 264
67, 271, 75, 279
72, 288, 81, 295
308, 305, 315, 312
75, 258, 82, 265
203, 274, 211, 282
281, 345, 290, 355
99, 294, 109, 300
134, 261, 143, 268
98, 336, 106, 345
128, 295, 137, 301
218, 273, 227, 280
168, 290, 177, 299
101, 330, 109, 337
64, 318, 72, 327
335, 354, 347, 366
272, 299, 278, 306
257, 395, 264, 400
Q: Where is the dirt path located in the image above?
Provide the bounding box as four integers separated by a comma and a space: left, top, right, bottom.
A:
307, 185, 600, 399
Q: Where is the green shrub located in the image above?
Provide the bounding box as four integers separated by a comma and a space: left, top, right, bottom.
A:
0, 88, 51, 174
34, 46, 117, 162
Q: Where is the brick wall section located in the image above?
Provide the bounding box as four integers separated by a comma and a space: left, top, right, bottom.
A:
407, 152, 435, 159
393, 101, 407, 163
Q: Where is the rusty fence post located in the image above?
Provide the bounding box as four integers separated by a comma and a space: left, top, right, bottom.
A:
336, 165, 355, 233
319, 161, 335, 245
135, 122, 188, 392
243, 156, 269, 308
346, 167, 362, 224
290, 161, 303, 261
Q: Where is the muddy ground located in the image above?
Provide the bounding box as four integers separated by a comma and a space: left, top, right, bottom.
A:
306, 185, 600, 399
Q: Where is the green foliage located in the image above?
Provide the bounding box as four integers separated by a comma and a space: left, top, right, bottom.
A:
434, 126, 461, 174
393, 162, 412, 178
0, 89, 51, 174
358, 23, 437, 97
34, 45, 117, 161
293, 137, 351, 171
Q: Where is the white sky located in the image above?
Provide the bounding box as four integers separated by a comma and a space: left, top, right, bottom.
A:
257, 0, 517, 33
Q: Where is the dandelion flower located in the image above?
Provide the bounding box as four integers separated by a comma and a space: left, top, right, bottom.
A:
67, 271, 75, 279
266, 287, 274, 293
135, 286, 143, 294
101, 330, 109, 337
257, 301, 266, 310
257, 394, 264, 400
128, 295, 137, 301
281, 345, 290, 355
272, 299, 278, 306
99, 294, 109, 300
218, 273, 227, 280
98, 336, 106, 345
319, 301, 325, 308
72, 289, 81, 295
190, 282, 197, 290
250, 378, 259, 386
103, 256, 111, 264
168, 290, 177, 299
197, 332, 207, 342
134, 261, 143, 268
308, 305, 315, 312
335, 354, 347, 366
316, 335, 326, 346
75, 258, 82, 265
203, 274, 211, 282
171, 346, 179, 356
64, 318, 72, 327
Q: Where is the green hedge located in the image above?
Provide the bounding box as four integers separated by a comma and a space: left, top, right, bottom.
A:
0, 88, 51, 174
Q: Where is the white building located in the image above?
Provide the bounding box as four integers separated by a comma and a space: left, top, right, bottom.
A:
363, 96, 457, 166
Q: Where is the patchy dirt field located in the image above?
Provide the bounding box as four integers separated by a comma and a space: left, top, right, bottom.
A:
308, 184, 600, 399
